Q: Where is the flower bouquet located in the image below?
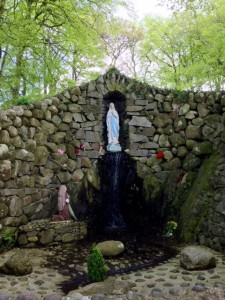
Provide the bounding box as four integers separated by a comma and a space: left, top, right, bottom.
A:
164, 220, 177, 237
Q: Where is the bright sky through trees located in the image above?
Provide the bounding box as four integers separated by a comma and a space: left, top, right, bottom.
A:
117, 0, 171, 19
131, 0, 170, 18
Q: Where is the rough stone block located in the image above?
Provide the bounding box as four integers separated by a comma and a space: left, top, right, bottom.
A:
85, 131, 100, 143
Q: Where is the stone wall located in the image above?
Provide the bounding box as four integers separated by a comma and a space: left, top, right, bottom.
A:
0, 69, 225, 247
17, 220, 87, 247
200, 154, 225, 251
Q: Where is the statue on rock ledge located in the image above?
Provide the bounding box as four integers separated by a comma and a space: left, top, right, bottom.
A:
106, 102, 122, 152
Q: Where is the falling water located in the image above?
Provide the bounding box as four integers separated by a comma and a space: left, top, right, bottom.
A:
102, 152, 128, 229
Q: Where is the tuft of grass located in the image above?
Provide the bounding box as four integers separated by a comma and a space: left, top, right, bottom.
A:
0, 96, 32, 109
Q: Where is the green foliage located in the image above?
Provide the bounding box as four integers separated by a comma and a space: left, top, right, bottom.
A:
1, 96, 30, 109
157, 0, 206, 12
0, 0, 127, 104
141, 0, 225, 90
127, 79, 151, 96
0, 227, 16, 253
106, 67, 121, 76
87, 244, 107, 283
172, 171, 197, 216
173, 90, 190, 103
0, 94, 41, 109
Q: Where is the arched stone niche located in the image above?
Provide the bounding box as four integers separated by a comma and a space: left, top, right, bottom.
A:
102, 91, 127, 150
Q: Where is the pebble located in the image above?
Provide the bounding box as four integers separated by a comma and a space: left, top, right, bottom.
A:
197, 274, 206, 280
91, 294, 105, 300
155, 278, 165, 282
192, 284, 206, 292
147, 284, 156, 289
163, 283, 173, 287
169, 287, 180, 296
144, 275, 154, 279
126, 291, 134, 300
43, 294, 62, 300
151, 288, 164, 298
210, 275, 221, 279
135, 279, 145, 283
180, 283, 190, 287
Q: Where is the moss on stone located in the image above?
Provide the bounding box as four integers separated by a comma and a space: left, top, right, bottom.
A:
172, 171, 197, 216
177, 151, 220, 243
143, 173, 162, 204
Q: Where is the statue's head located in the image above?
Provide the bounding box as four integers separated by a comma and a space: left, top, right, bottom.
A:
59, 185, 67, 193
109, 102, 115, 109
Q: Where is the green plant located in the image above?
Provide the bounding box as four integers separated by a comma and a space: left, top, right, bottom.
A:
0, 96, 30, 109
0, 227, 16, 253
106, 67, 121, 77
174, 90, 190, 103
87, 244, 107, 283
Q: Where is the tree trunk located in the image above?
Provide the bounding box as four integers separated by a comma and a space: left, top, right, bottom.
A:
11, 49, 24, 98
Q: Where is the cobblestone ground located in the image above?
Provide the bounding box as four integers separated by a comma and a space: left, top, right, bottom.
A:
0, 243, 225, 299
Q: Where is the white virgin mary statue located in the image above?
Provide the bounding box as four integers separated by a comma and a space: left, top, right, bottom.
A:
106, 103, 122, 152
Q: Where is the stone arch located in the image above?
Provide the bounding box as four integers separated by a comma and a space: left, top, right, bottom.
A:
102, 91, 127, 149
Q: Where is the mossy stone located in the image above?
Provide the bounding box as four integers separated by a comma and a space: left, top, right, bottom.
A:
192, 141, 213, 155
143, 173, 162, 204
183, 153, 201, 170
178, 151, 220, 242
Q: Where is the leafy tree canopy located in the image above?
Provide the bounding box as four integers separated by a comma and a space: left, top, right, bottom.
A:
1, 0, 225, 106
0, 0, 128, 104
141, 0, 225, 90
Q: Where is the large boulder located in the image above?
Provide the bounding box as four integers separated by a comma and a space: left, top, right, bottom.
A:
96, 240, 125, 257
180, 246, 216, 270
67, 277, 134, 297
0, 253, 33, 275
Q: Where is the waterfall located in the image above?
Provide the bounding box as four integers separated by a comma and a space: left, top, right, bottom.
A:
101, 152, 127, 229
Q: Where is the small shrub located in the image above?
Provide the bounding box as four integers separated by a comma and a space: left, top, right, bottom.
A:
87, 244, 107, 283
174, 90, 190, 103
15, 96, 30, 105
0, 227, 16, 253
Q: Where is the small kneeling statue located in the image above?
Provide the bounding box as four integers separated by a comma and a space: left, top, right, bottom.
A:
52, 185, 77, 221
